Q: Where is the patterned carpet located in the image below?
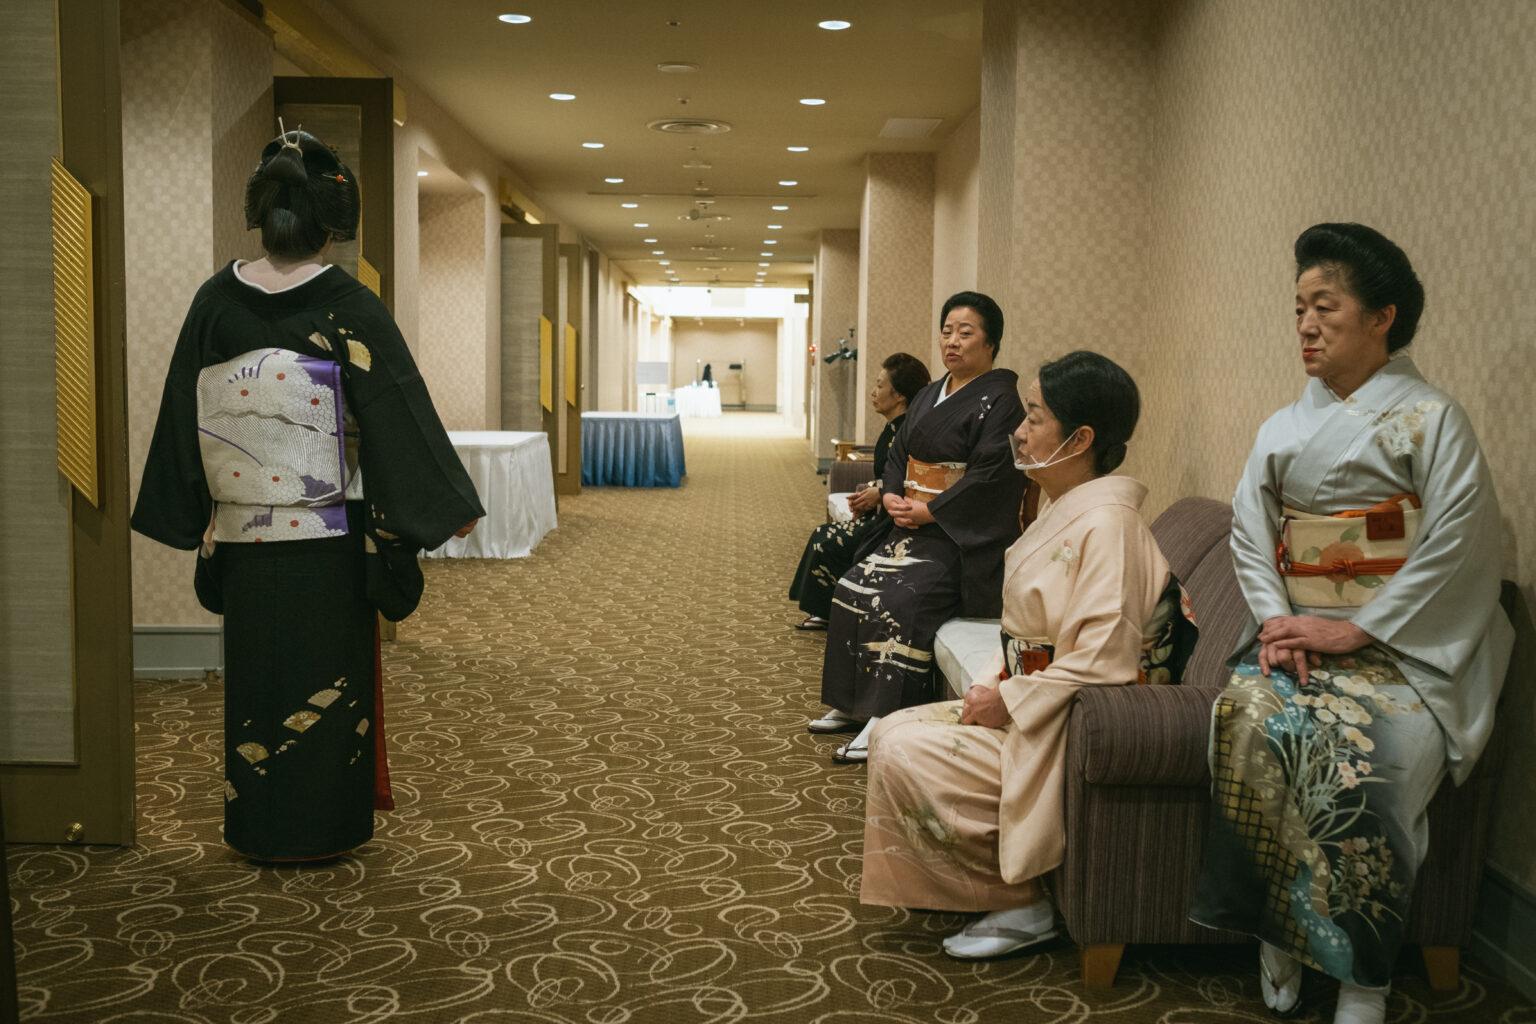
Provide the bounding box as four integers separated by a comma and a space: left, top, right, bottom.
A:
7, 414, 1533, 1023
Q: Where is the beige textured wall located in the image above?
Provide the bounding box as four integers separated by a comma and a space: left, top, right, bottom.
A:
670, 321, 779, 408
417, 191, 490, 430
124, 0, 272, 629
1139, 0, 1536, 890
856, 152, 935, 443
932, 106, 982, 368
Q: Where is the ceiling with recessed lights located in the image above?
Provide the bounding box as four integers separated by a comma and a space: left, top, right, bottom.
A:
322, 0, 982, 288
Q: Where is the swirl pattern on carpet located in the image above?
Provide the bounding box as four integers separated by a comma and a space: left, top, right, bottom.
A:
7, 415, 1533, 1023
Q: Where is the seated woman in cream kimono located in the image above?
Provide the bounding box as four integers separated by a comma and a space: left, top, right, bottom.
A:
1190, 224, 1512, 1024
861, 350, 1170, 959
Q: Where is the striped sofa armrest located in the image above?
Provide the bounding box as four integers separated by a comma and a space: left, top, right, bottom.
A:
1068, 684, 1223, 787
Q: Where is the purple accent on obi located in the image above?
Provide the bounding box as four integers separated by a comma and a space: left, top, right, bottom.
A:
300, 474, 339, 499
243, 508, 274, 533
315, 505, 348, 533
293, 353, 348, 481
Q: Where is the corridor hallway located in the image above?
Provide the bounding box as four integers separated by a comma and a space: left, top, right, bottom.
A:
7, 416, 1526, 1022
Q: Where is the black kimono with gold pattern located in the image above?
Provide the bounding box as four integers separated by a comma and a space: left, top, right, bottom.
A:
133, 262, 483, 859
821, 370, 1025, 718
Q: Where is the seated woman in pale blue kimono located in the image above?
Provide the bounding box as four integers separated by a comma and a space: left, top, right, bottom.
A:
1190, 224, 1513, 1024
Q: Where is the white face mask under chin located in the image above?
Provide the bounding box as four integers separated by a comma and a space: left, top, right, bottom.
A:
1012, 432, 1083, 472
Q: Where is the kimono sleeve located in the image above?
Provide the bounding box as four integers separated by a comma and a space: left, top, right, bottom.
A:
343, 308, 486, 552
926, 387, 1026, 550
997, 510, 1153, 725
1230, 417, 1294, 625
1349, 400, 1506, 680
333, 307, 482, 552
130, 308, 211, 550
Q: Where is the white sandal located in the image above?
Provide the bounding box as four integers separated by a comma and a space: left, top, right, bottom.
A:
942, 909, 1059, 960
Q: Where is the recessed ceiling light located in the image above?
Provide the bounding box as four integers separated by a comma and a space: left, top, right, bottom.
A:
754, 282, 763, 287
767, 224, 782, 230
549, 92, 576, 101
657, 62, 699, 73
621, 202, 639, 209
659, 260, 671, 265
818, 19, 851, 30
497, 13, 531, 24
634, 222, 649, 228
643, 237, 658, 243
778, 180, 798, 186
758, 262, 770, 267
582, 141, 605, 149
651, 250, 665, 255
760, 251, 772, 256
604, 176, 625, 184
763, 239, 778, 245
799, 98, 826, 106
771, 204, 789, 211
416, 170, 429, 177
787, 146, 809, 153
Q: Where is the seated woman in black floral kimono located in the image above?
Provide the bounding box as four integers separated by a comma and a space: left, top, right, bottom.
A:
788, 352, 930, 630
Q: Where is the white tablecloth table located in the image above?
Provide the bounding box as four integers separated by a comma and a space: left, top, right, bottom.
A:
423, 431, 557, 559
672, 383, 723, 418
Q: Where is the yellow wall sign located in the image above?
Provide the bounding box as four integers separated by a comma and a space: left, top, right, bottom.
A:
539, 316, 553, 413
564, 323, 578, 407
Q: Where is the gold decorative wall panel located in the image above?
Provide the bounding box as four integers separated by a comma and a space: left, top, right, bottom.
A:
564, 323, 578, 407
51, 158, 99, 506
539, 315, 553, 412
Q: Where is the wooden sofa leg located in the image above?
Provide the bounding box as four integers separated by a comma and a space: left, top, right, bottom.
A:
1081, 943, 1125, 989
1422, 946, 1459, 991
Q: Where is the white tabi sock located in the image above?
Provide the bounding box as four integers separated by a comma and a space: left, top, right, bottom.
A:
1333, 982, 1388, 1024
845, 716, 880, 752
970, 899, 1055, 936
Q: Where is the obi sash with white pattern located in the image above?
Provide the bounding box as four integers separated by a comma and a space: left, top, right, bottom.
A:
198, 348, 361, 543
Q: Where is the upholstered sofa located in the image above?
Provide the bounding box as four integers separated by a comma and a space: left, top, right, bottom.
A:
932, 496, 1511, 990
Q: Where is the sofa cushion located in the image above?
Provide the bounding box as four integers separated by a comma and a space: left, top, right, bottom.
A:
1150, 497, 1232, 585
934, 618, 1000, 698
1179, 542, 1251, 689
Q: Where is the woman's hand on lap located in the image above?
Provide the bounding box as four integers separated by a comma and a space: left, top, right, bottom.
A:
960, 684, 1010, 729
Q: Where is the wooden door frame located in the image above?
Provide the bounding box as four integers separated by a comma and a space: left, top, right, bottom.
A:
272, 76, 395, 310
0, 0, 135, 850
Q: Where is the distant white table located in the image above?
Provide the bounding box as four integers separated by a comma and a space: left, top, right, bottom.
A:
423, 431, 556, 559
673, 383, 723, 418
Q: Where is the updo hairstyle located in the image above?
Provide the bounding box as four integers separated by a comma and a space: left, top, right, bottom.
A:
881, 352, 932, 405
1294, 222, 1424, 352
244, 127, 360, 258
1037, 350, 1140, 475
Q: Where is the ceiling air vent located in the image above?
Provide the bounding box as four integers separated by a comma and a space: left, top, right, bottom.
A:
878, 117, 945, 139
648, 118, 733, 135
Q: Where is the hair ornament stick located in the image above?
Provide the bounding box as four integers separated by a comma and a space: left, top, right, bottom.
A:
276, 116, 305, 155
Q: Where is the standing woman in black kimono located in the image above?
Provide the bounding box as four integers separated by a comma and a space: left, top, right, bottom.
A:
812, 292, 1026, 762
788, 352, 931, 630
132, 125, 484, 861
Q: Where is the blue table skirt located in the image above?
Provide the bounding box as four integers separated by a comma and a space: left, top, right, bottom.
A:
580, 413, 687, 487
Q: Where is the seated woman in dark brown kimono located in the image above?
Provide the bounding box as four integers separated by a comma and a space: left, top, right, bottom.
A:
811, 292, 1026, 762
788, 352, 930, 630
